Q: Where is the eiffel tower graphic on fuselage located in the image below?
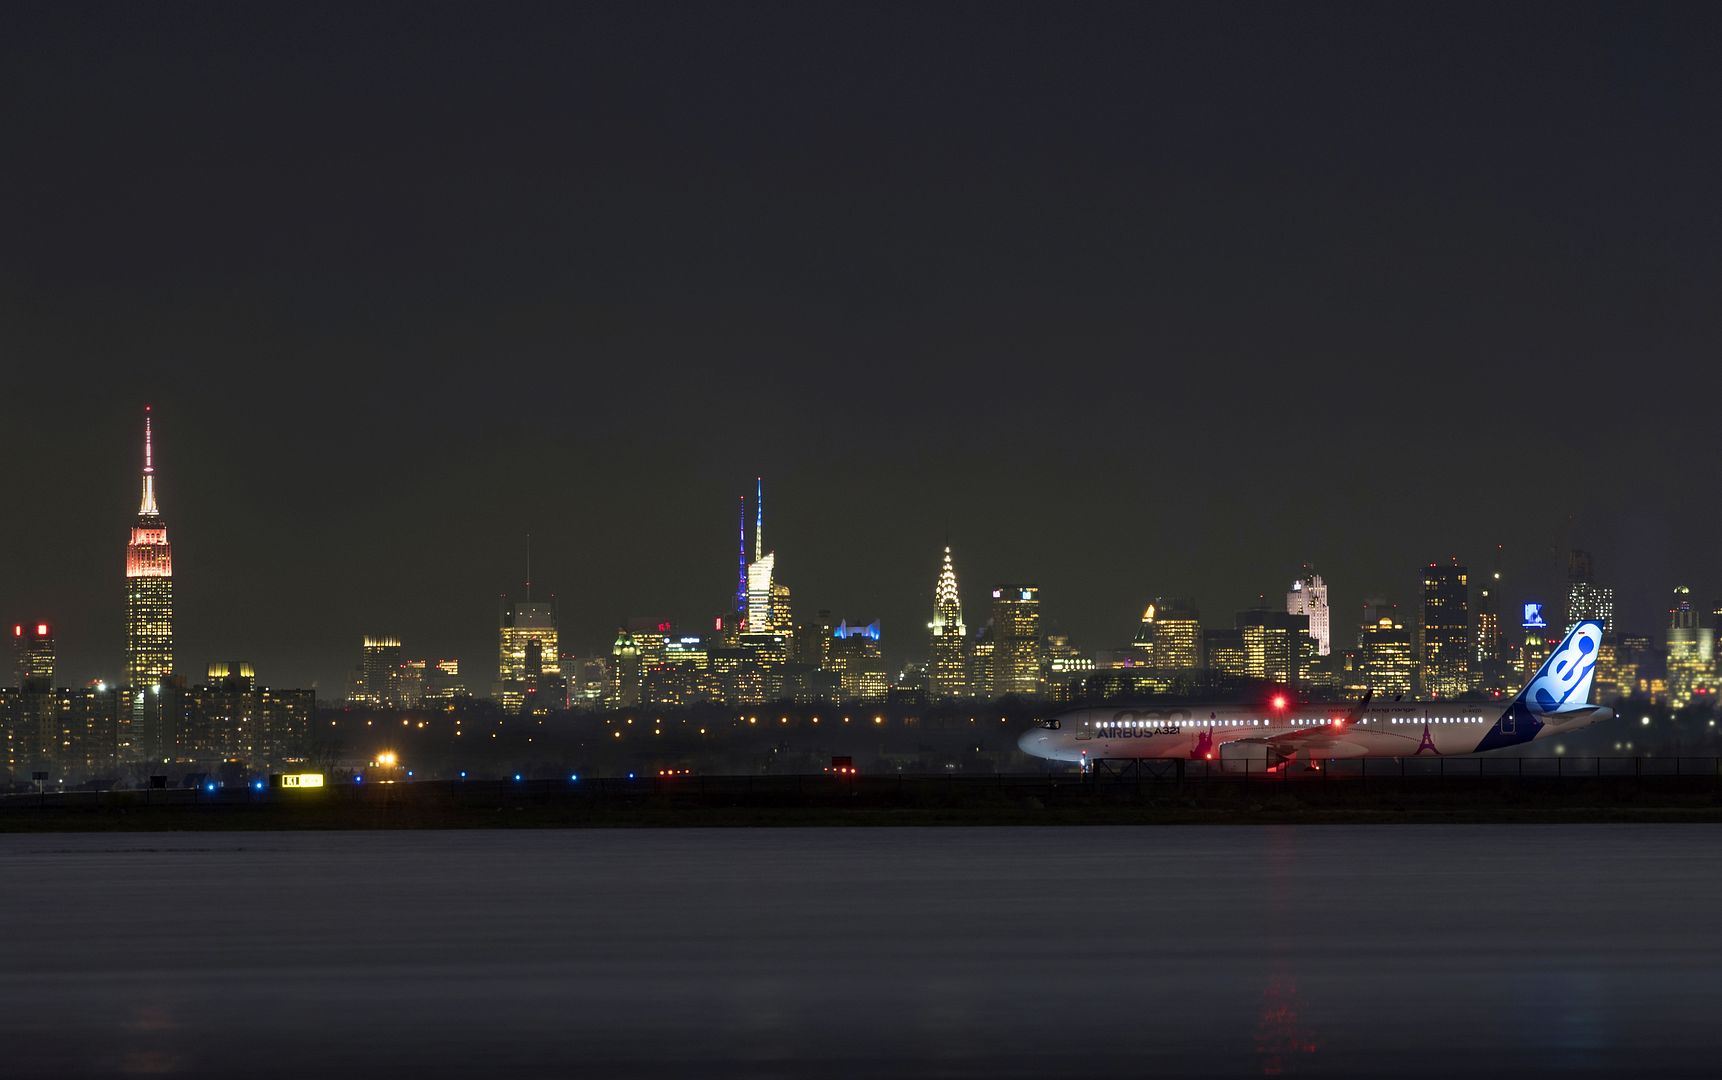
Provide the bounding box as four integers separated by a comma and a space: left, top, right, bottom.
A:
1414, 722, 1441, 755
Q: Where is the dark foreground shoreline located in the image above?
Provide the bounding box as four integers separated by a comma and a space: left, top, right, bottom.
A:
6, 772, 1722, 830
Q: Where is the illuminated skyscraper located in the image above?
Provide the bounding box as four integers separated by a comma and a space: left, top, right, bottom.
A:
745, 555, 776, 631
991, 585, 1043, 697
1236, 608, 1308, 685
423, 659, 468, 705
1131, 604, 1157, 653
497, 596, 561, 712
627, 619, 670, 669
969, 629, 996, 699
770, 581, 795, 641
349, 636, 403, 707
1420, 559, 1470, 697
125, 407, 174, 757
1150, 601, 1202, 671
396, 658, 427, 708
1475, 545, 1504, 665
1519, 623, 1556, 685
9, 622, 58, 777
1475, 586, 1500, 665
12, 622, 54, 690
829, 620, 889, 702
1564, 549, 1615, 634
927, 547, 968, 699
1359, 616, 1415, 697
610, 628, 641, 707
1286, 570, 1331, 656
1044, 634, 1095, 696
1592, 640, 1636, 703
1203, 628, 1248, 677
795, 609, 835, 670
1666, 586, 1712, 707
744, 478, 778, 633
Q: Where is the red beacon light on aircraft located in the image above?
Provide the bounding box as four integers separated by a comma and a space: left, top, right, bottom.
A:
1271, 694, 1288, 711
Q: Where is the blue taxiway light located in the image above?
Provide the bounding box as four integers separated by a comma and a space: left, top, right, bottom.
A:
354, 775, 363, 784
569, 774, 579, 782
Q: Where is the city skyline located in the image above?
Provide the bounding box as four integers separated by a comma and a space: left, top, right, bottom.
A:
4, 6, 1720, 693
5, 10, 1717, 1079
0, 403, 1700, 697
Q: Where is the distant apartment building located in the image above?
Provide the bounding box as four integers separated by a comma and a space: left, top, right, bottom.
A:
167, 663, 312, 770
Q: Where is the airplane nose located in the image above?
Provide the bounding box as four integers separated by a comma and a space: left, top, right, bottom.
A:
1017, 729, 1045, 755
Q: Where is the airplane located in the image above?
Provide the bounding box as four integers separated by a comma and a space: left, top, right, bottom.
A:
1017, 619, 1611, 772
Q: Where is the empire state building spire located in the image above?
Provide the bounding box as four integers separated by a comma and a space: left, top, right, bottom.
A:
125, 406, 175, 754
138, 405, 159, 517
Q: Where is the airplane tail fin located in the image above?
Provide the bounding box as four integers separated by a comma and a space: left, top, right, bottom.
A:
1515, 620, 1604, 715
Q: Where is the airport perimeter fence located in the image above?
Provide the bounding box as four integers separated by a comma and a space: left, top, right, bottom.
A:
8, 755, 1722, 812
1089, 754, 1722, 782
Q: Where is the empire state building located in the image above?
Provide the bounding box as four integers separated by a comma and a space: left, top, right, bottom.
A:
125, 406, 174, 706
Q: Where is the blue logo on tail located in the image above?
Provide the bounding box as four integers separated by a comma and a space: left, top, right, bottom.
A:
1523, 622, 1602, 714
1473, 621, 1604, 752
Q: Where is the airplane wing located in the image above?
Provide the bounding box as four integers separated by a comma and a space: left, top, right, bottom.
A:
1257, 690, 1420, 757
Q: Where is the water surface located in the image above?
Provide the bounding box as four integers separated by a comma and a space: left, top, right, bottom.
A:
3, 825, 1717, 1077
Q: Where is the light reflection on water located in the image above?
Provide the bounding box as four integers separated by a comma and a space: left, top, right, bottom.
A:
2, 825, 1718, 1078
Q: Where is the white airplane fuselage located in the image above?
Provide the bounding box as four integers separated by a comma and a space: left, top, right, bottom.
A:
1018, 701, 1614, 768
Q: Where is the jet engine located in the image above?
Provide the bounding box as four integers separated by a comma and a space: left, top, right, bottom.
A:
1216, 739, 1289, 775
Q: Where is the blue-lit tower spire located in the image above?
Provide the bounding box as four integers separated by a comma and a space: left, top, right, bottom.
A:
744, 477, 778, 634
736, 496, 748, 617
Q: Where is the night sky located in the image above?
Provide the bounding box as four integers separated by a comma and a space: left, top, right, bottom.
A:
4, 2, 1720, 694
